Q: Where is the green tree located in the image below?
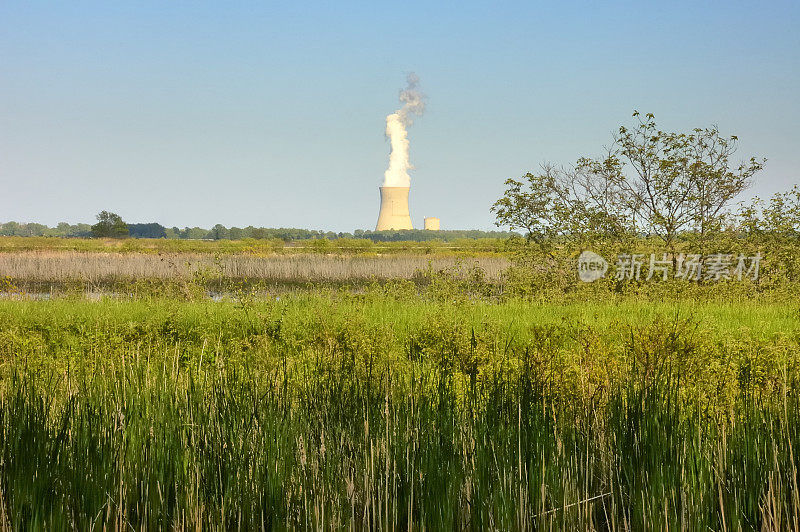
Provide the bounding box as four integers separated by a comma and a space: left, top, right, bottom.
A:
738, 185, 800, 237
491, 170, 568, 251
91, 211, 128, 238
184, 227, 208, 240
493, 112, 764, 255
614, 112, 763, 254
228, 227, 244, 240
127, 223, 166, 239
762, 185, 800, 235
492, 160, 632, 249
0, 222, 20, 236
207, 224, 229, 240
55, 222, 72, 236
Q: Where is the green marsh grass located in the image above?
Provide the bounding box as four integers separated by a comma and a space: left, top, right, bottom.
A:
0, 294, 798, 529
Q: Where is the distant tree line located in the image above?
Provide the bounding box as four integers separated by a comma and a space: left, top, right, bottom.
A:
1, 216, 517, 242
0, 222, 93, 238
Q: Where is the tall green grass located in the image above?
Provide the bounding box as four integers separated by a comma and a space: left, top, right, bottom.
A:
0, 295, 798, 529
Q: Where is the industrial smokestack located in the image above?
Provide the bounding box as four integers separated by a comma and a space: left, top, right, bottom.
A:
375, 186, 412, 230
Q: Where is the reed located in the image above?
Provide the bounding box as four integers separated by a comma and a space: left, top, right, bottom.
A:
0, 295, 798, 529
0, 251, 508, 287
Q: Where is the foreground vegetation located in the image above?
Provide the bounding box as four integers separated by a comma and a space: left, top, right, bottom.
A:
0, 292, 798, 529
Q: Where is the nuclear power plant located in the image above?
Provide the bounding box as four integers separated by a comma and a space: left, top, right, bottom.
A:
374, 186, 440, 231
375, 186, 413, 230
375, 74, 440, 231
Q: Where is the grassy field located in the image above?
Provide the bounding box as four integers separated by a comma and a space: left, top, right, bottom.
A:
1, 235, 799, 529
0, 236, 508, 255
0, 291, 798, 529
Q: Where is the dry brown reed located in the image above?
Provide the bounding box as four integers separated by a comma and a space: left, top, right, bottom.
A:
0, 251, 509, 284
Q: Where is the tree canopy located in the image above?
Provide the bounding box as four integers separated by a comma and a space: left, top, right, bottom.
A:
492, 112, 766, 250
91, 211, 129, 239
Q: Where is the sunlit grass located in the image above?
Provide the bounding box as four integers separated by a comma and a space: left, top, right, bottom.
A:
0, 291, 798, 529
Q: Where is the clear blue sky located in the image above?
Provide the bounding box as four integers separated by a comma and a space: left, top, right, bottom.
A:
1, 1, 798, 231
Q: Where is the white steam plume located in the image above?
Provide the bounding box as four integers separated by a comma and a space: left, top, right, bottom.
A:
383, 73, 425, 187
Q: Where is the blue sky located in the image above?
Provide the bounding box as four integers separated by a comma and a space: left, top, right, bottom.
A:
1, 1, 798, 231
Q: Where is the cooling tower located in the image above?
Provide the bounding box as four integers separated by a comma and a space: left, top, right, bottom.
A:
424, 217, 440, 231
375, 186, 413, 231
